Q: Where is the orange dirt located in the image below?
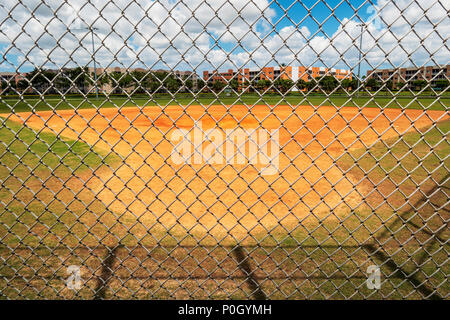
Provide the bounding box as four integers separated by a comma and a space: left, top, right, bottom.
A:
3, 105, 448, 239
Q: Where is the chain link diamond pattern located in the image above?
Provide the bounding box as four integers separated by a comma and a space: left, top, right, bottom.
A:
0, 0, 448, 299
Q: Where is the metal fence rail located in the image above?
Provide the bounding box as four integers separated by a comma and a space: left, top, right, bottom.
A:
0, 0, 448, 299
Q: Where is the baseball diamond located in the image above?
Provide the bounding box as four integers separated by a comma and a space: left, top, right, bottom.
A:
2, 104, 447, 238
0, 0, 449, 301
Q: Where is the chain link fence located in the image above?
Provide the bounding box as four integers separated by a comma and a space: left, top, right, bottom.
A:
0, 0, 448, 299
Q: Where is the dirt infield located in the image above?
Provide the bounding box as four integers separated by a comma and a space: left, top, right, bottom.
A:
2, 105, 448, 239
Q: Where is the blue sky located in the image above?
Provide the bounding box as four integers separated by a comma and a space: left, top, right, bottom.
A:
0, 0, 448, 76
269, 0, 372, 36
209, 0, 377, 73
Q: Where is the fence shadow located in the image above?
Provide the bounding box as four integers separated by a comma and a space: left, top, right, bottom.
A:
0, 175, 447, 299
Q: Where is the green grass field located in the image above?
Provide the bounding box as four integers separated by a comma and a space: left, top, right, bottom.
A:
0, 119, 120, 247
0, 99, 448, 299
0, 92, 448, 113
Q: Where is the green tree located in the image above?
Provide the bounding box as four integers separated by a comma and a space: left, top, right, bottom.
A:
283, 79, 294, 93
340, 79, 352, 91
212, 80, 226, 92
148, 72, 167, 93
412, 80, 427, 91
274, 78, 294, 93
229, 79, 240, 92
296, 79, 307, 91
147, 71, 170, 93
109, 71, 133, 93
165, 76, 182, 93
250, 79, 259, 92
365, 78, 379, 90
26, 68, 59, 94
242, 80, 251, 93
306, 78, 318, 92
0, 78, 20, 94
256, 79, 271, 92
97, 72, 110, 87
1, 80, 11, 94
17, 79, 29, 92
184, 79, 193, 92
196, 79, 206, 92
385, 80, 394, 91
396, 81, 406, 90
318, 76, 339, 92
433, 79, 449, 90
119, 72, 133, 89
344, 79, 359, 91
130, 71, 151, 93
263, 79, 273, 91
65, 67, 91, 93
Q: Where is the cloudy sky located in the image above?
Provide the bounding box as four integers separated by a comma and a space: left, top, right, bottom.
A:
0, 0, 448, 76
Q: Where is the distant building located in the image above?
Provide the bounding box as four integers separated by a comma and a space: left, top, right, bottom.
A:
172, 70, 199, 92
0, 71, 26, 86
203, 66, 352, 92
366, 65, 450, 88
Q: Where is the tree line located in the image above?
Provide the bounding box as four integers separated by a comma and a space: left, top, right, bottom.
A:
2, 68, 448, 95
1, 68, 92, 94
206, 76, 360, 93
364, 77, 449, 91
210, 76, 448, 93
1, 67, 199, 95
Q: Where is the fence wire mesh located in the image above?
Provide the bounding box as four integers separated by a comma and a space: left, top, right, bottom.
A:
0, 0, 448, 299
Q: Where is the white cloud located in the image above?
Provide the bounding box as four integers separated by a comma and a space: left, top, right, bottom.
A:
0, 0, 448, 74
359, 0, 450, 68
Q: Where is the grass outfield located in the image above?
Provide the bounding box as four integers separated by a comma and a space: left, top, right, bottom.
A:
0, 119, 120, 247
0, 92, 449, 113
0, 112, 448, 299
